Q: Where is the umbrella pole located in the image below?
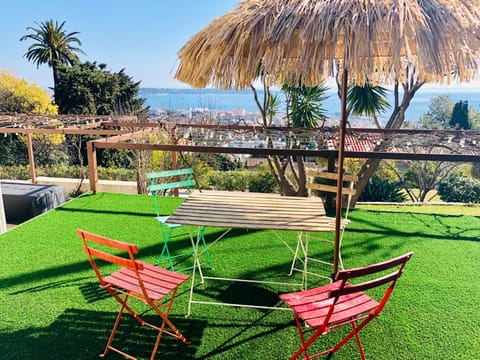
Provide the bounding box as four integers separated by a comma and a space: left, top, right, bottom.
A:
333, 68, 348, 277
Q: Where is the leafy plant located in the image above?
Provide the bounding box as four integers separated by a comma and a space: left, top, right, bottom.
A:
471, 162, 480, 179
347, 82, 390, 128
449, 100, 470, 129
358, 176, 407, 202
209, 169, 250, 191
282, 83, 329, 127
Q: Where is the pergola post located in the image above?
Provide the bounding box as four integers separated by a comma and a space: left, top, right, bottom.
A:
87, 140, 99, 194
26, 132, 37, 183
0, 181, 7, 234
170, 125, 179, 196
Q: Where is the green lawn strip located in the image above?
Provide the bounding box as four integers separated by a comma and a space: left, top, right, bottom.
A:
0, 192, 479, 359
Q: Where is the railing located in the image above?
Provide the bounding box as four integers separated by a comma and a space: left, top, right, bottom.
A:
0, 115, 478, 193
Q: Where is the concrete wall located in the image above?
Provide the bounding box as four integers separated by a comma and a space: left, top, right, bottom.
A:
35, 177, 138, 195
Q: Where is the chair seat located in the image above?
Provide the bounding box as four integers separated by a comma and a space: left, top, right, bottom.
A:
156, 216, 182, 228
280, 281, 379, 329
105, 261, 189, 301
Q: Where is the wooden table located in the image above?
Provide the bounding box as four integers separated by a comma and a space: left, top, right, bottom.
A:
167, 191, 336, 315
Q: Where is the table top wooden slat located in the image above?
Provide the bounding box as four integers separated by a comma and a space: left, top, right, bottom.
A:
167, 191, 336, 232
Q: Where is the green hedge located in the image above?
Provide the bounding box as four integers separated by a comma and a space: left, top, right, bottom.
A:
0, 165, 136, 181
0, 165, 278, 193
204, 168, 277, 193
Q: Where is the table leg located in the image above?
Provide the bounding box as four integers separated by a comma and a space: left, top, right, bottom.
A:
301, 232, 310, 289
288, 233, 302, 276
186, 226, 204, 317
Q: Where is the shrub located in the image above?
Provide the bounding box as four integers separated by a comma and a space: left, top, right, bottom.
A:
248, 168, 277, 193
358, 176, 407, 202
438, 176, 480, 203
471, 162, 480, 179
0, 165, 31, 180
202, 167, 277, 193
97, 167, 136, 181
209, 169, 250, 191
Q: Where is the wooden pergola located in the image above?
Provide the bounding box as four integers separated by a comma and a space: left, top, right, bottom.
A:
0, 114, 479, 194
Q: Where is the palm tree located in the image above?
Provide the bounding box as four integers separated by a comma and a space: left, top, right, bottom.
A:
347, 83, 390, 128
282, 84, 329, 128
20, 20, 85, 95
253, 79, 329, 196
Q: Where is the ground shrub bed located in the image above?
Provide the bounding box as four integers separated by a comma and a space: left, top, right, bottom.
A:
0, 192, 479, 359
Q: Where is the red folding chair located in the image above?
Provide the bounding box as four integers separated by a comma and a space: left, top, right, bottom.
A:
280, 252, 413, 360
77, 229, 191, 360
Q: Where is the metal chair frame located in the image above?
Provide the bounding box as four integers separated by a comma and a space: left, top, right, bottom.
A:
281, 252, 413, 360
78, 229, 190, 360
147, 168, 212, 271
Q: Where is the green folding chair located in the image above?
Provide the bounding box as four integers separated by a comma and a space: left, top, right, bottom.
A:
147, 168, 212, 271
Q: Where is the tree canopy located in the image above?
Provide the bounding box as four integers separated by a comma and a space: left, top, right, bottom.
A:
418, 96, 479, 130
0, 70, 57, 114
54, 61, 148, 115
417, 95, 455, 129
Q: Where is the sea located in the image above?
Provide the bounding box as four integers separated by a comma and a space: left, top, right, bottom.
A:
140, 86, 480, 123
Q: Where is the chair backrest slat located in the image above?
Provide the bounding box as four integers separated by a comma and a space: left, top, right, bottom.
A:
147, 168, 193, 179
306, 183, 356, 195
330, 252, 413, 298
335, 252, 413, 280
332, 272, 403, 297
147, 168, 195, 193
306, 169, 358, 182
77, 229, 143, 275
147, 168, 195, 217
149, 179, 195, 192
87, 247, 138, 270
79, 229, 139, 253
306, 168, 358, 202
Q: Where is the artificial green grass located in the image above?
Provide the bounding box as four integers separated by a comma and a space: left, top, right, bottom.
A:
0, 192, 479, 359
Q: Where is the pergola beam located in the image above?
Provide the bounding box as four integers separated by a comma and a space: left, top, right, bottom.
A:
90, 141, 480, 163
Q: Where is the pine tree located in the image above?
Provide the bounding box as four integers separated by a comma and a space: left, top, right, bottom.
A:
449, 100, 470, 130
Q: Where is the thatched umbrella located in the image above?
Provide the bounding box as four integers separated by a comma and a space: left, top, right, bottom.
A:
175, 0, 480, 274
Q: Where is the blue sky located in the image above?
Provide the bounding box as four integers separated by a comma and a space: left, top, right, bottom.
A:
0, 0, 239, 90
0, 0, 479, 94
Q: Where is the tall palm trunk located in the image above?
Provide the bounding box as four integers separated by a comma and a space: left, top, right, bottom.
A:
52, 62, 59, 104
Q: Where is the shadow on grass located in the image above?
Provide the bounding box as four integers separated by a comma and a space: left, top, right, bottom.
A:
194, 281, 281, 309
0, 308, 205, 360
0, 227, 244, 293
8, 276, 91, 296
78, 281, 111, 303
56, 205, 154, 219
192, 309, 292, 360
348, 210, 480, 242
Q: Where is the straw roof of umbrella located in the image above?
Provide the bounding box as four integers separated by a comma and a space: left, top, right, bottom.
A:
175, 0, 480, 89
